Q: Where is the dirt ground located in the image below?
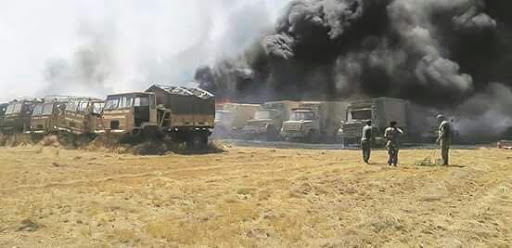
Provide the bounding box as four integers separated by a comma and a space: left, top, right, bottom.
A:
0, 144, 511, 247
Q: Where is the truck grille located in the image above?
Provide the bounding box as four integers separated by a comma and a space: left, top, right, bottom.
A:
283, 122, 301, 131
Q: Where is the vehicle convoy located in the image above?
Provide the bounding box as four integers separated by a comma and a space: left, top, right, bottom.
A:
100, 85, 215, 148
0, 100, 41, 134
338, 97, 440, 145
280, 101, 348, 143
214, 103, 259, 138
57, 98, 104, 135
242, 101, 300, 140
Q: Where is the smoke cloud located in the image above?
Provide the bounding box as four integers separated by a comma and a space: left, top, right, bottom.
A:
198, 0, 512, 138
0, 0, 289, 102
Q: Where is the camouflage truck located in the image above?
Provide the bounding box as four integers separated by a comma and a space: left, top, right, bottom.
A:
280, 101, 348, 143
242, 101, 300, 140
100, 85, 215, 148
338, 98, 410, 145
57, 98, 104, 135
1, 100, 41, 134
213, 103, 260, 138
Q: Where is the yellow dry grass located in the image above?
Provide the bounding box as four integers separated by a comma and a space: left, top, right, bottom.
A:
0, 145, 511, 247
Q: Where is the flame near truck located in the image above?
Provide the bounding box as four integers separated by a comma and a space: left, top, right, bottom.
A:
280, 101, 348, 143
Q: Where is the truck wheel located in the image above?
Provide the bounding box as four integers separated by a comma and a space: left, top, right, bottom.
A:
306, 130, 318, 144
265, 126, 279, 141
187, 133, 208, 151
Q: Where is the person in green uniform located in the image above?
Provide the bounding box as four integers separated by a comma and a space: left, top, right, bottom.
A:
436, 114, 452, 166
361, 120, 373, 164
384, 121, 403, 166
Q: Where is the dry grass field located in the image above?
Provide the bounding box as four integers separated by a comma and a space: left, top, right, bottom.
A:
0, 144, 511, 247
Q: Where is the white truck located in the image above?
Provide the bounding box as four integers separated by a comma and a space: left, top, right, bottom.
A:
280, 101, 348, 143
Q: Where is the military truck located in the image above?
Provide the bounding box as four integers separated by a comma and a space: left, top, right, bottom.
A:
280, 101, 348, 143
57, 98, 104, 135
338, 98, 409, 145
100, 85, 215, 148
26, 100, 66, 134
242, 101, 300, 140
1, 100, 41, 134
213, 103, 259, 138
0, 103, 8, 129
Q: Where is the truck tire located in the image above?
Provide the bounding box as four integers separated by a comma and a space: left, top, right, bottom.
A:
306, 130, 319, 144
265, 125, 279, 141
187, 132, 208, 151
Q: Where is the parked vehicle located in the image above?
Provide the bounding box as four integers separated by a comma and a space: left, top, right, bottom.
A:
214, 103, 259, 139
1, 100, 41, 134
26, 101, 66, 134
338, 97, 441, 145
57, 98, 104, 135
242, 101, 299, 140
100, 85, 215, 148
280, 101, 348, 143
0, 103, 8, 130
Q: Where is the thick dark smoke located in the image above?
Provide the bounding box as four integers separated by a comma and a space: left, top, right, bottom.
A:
197, 0, 512, 137
198, 0, 511, 101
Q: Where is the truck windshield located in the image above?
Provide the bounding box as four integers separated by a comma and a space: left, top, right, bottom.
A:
0, 105, 7, 116
32, 104, 44, 116
42, 103, 54, 115
92, 102, 104, 115
291, 112, 314, 121
77, 102, 90, 113
105, 97, 120, 110
5, 103, 22, 115
254, 111, 271, 120
66, 101, 78, 112
350, 110, 372, 120
134, 96, 149, 107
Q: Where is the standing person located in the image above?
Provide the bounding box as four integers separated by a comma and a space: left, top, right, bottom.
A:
384, 121, 403, 166
361, 120, 373, 164
436, 114, 452, 166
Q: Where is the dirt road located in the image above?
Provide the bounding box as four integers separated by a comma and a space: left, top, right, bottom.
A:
0, 145, 511, 247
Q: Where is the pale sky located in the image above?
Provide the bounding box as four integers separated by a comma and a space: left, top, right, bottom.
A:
0, 0, 290, 102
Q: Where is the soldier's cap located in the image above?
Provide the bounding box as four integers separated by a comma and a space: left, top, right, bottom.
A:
436, 114, 445, 119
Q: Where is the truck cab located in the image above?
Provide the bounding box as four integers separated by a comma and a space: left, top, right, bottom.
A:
27, 102, 64, 134
1, 100, 40, 133
242, 101, 299, 140
58, 98, 104, 134
101, 92, 157, 133
281, 105, 320, 142
338, 98, 408, 145
213, 103, 259, 138
338, 101, 373, 144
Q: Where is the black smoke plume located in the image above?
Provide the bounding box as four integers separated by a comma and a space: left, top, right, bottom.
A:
197, 0, 512, 104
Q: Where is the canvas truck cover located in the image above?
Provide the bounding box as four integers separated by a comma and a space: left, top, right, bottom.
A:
146, 85, 215, 128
